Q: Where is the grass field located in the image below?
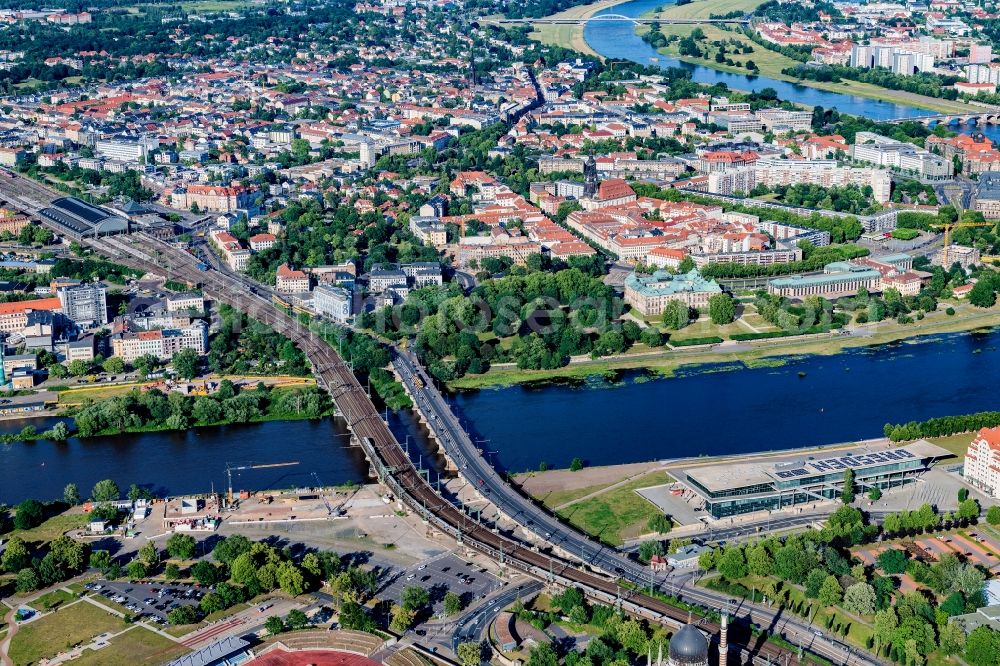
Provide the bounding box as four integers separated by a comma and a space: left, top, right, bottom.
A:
535, 481, 617, 509
73, 626, 189, 666
34, 589, 77, 611
556, 470, 673, 545
8, 601, 127, 666
926, 433, 975, 459
10, 512, 89, 545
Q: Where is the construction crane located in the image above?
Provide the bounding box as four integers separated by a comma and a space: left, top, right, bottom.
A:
931, 222, 993, 266
225, 461, 299, 505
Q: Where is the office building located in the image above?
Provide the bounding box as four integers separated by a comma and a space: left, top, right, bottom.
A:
624, 270, 722, 316
112, 320, 208, 363
56, 282, 107, 327
313, 284, 352, 322
683, 441, 951, 518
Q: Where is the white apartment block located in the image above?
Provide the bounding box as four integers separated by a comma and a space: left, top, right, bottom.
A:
313, 284, 352, 322
112, 320, 208, 363
708, 159, 892, 203
852, 132, 953, 181
95, 135, 159, 162
965, 427, 1000, 498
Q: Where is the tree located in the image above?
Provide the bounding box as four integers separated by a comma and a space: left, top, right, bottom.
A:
552, 587, 585, 615
965, 626, 1000, 666
969, 281, 997, 308
402, 585, 430, 611
103, 357, 126, 374
526, 643, 559, 666
389, 603, 416, 632
569, 456, 584, 471
138, 541, 159, 568
126, 560, 147, 579
842, 582, 877, 615
276, 561, 306, 596
708, 293, 736, 325
2, 537, 30, 573
661, 299, 689, 330
841, 468, 855, 504
988, 505, 1000, 525
939, 621, 967, 656
805, 568, 827, 598
457, 642, 482, 666
68, 359, 91, 376
171, 348, 200, 380
92, 479, 120, 502
165, 563, 181, 580
64, 483, 80, 505
647, 514, 672, 534
747, 544, 774, 578
818, 575, 843, 606
444, 591, 463, 616
212, 535, 251, 563
265, 615, 285, 636
285, 609, 309, 630
13, 499, 44, 530
89, 550, 112, 571
338, 600, 376, 633
868, 486, 882, 501
638, 540, 665, 563
166, 533, 197, 559
191, 560, 223, 586
169, 605, 200, 625
15, 567, 39, 593
717, 545, 747, 580
876, 549, 907, 575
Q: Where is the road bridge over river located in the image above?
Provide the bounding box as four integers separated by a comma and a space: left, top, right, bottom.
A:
485, 14, 751, 26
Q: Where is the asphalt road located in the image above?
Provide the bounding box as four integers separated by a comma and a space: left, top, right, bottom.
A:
449, 580, 544, 654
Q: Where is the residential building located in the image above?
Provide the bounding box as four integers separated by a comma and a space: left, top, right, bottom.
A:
168, 184, 253, 213
313, 284, 352, 322
401, 262, 443, 288
0, 297, 61, 333
456, 229, 541, 267
166, 293, 204, 314
275, 263, 310, 293
209, 230, 251, 271
965, 427, 1000, 498
409, 215, 448, 248
709, 159, 893, 203
624, 270, 722, 316
249, 233, 276, 251
112, 320, 208, 363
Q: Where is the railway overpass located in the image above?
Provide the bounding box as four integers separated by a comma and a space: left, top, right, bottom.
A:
0, 171, 882, 666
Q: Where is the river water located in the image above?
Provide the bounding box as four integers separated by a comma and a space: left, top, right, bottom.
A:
1, 5, 997, 503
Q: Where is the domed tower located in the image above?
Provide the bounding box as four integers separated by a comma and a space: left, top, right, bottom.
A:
668, 624, 709, 666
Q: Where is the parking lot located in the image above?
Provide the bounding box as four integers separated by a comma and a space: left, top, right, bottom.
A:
378, 553, 502, 620
89, 580, 204, 623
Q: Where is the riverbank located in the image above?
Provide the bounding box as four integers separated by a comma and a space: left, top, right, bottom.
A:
635, 0, 980, 115
449, 304, 1000, 389
528, 0, 625, 56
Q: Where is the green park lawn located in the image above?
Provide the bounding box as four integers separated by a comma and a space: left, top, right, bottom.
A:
9, 601, 126, 666
73, 626, 189, 666
556, 471, 673, 545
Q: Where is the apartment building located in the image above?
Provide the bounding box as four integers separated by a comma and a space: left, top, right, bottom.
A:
709, 159, 893, 203
853, 131, 953, 180
456, 229, 541, 267
209, 230, 251, 271
409, 215, 448, 248
95, 135, 159, 162
276, 263, 310, 294
166, 292, 204, 314
0, 297, 61, 333
965, 426, 1000, 498
112, 320, 208, 363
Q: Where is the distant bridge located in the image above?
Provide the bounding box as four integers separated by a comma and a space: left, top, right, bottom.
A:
486, 14, 751, 26
885, 111, 1000, 126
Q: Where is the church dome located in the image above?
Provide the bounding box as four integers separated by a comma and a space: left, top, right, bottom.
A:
669, 624, 709, 666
